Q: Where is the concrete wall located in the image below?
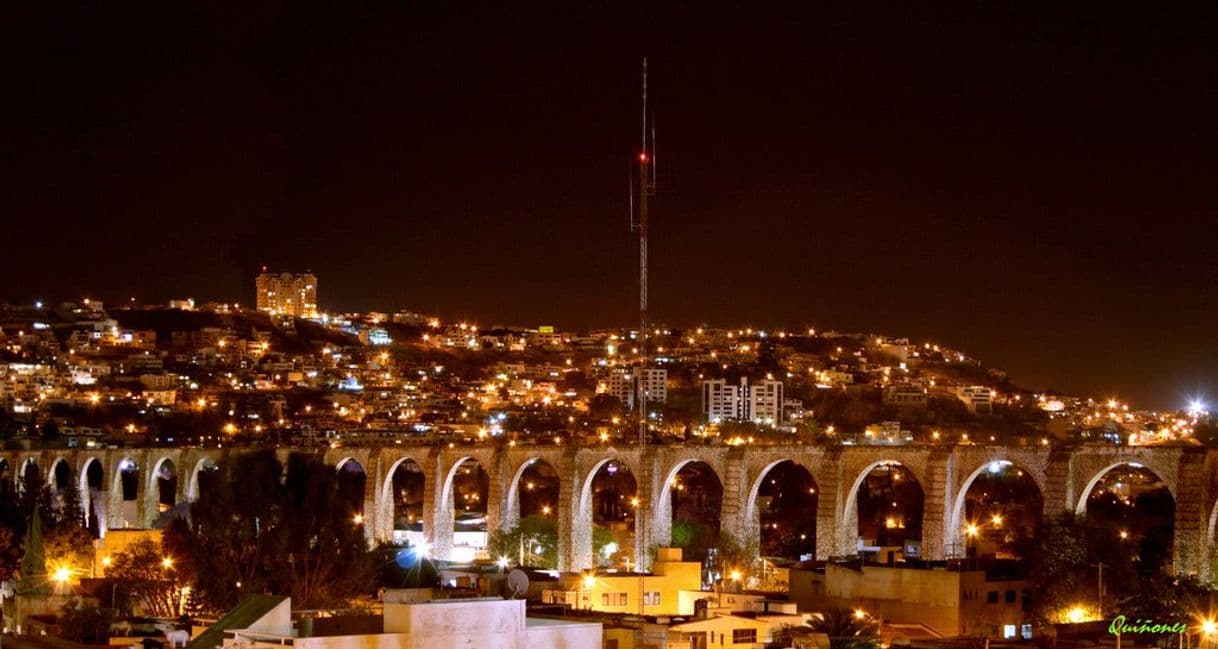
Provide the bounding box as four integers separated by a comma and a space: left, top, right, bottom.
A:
792, 564, 1029, 637
384, 599, 527, 649
526, 619, 602, 649
294, 634, 410, 649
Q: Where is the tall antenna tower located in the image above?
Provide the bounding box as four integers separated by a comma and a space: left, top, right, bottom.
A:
631, 58, 656, 449
628, 57, 656, 573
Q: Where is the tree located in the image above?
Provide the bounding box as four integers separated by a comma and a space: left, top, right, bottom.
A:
57, 480, 86, 531
107, 537, 186, 618
809, 608, 881, 649
710, 529, 758, 586
588, 394, 625, 420
1028, 512, 1089, 624
17, 463, 53, 526
0, 526, 21, 583
487, 515, 558, 568
44, 522, 93, 579
268, 453, 374, 608
18, 506, 48, 595
165, 449, 284, 611
165, 451, 376, 613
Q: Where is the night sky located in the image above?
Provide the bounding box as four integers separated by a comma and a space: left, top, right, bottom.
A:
4, 3, 1217, 407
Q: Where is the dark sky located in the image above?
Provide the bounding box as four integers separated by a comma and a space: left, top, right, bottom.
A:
4, 2, 1218, 407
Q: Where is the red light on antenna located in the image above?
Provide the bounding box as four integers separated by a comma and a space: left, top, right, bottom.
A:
638, 152, 648, 162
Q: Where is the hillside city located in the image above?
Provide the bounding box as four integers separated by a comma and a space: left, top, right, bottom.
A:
0, 273, 1214, 649
0, 272, 1211, 452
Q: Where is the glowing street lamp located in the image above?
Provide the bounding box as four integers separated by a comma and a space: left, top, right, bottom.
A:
414, 539, 431, 559
53, 566, 72, 584
1067, 607, 1087, 624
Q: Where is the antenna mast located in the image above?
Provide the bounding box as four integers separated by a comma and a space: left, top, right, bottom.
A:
629, 57, 656, 572
635, 59, 654, 451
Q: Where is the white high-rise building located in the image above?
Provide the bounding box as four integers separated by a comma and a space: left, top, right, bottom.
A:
702, 378, 742, 422
747, 380, 784, 426
702, 377, 786, 426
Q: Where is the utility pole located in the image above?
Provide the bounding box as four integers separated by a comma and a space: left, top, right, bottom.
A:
1094, 562, 1105, 615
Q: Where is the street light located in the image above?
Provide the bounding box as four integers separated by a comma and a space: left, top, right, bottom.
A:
53, 566, 72, 584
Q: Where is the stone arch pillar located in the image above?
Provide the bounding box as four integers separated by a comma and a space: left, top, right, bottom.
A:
420, 455, 438, 552
143, 455, 181, 528
719, 449, 748, 544
1174, 449, 1207, 576
816, 453, 840, 560
483, 452, 503, 537
360, 457, 379, 544
1041, 449, 1072, 522
921, 451, 949, 561
432, 456, 461, 561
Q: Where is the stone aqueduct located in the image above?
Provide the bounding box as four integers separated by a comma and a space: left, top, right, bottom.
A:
3, 444, 1217, 577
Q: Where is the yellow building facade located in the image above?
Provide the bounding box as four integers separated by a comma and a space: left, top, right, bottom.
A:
543, 547, 702, 616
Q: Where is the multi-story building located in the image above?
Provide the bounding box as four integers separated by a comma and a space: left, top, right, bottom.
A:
255, 271, 318, 318
790, 561, 1034, 640
883, 383, 928, 408
746, 380, 783, 425
607, 369, 635, 408
543, 547, 702, 616
957, 386, 995, 414
638, 368, 667, 404
607, 368, 667, 410
702, 377, 785, 426
702, 378, 741, 422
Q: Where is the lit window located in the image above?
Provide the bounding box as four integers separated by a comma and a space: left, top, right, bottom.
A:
732, 629, 757, 644
1003, 625, 1017, 639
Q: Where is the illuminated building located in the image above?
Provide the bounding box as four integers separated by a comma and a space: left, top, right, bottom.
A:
790, 561, 1033, 639
542, 547, 701, 616
607, 368, 667, 409
702, 378, 742, 422
747, 379, 784, 425
956, 386, 995, 414
255, 271, 318, 318
702, 377, 784, 425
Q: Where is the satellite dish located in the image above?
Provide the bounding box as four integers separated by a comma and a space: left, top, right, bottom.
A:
506, 569, 530, 599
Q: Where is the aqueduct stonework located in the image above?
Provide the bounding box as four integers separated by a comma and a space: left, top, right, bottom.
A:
3, 444, 1214, 576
